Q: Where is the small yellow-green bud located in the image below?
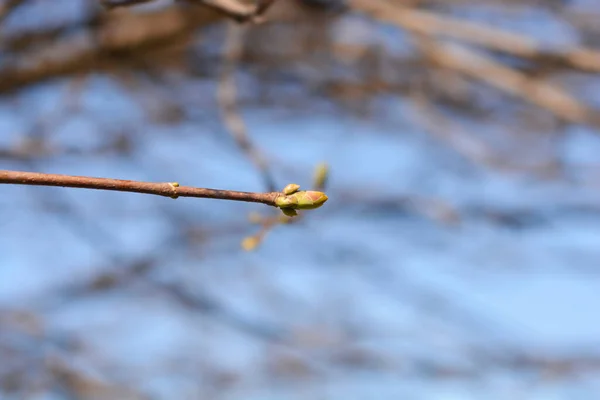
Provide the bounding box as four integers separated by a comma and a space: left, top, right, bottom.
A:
294, 191, 328, 209
313, 163, 329, 190
168, 182, 180, 199
282, 183, 301, 195
275, 194, 298, 209
241, 236, 260, 251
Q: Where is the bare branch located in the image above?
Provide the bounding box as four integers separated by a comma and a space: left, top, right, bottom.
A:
349, 0, 600, 73
0, 170, 328, 212
0, 169, 277, 204
418, 38, 598, 127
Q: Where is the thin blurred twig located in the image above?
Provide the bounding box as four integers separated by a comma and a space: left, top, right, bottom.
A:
102, 0, 278, 23
347, 0, 600, 128
218, 22, 277, 192
418, 38, 598, 127
100, 0, 155, 9
0, 0, 24, 24
349, 0, 600, 73
192, 0, 278, 23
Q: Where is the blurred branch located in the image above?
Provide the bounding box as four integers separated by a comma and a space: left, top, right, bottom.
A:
100, 0, 155, 9
218, 22, 277, 191
349, 0, 600, 73
347, 0, 600, 127
196, 0, 278, 23
0, 1, 327, 95
156, 280, 286, 341
408, 92, 499, 168
418, 38, 598, 127
101, 0, 278, 23
0, 170, 327, 211
0, 0, 24, 24
0, 4, 219, 94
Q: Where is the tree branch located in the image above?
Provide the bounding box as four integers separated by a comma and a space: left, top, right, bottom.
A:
187, 0, 279, 23
0, 170, 328, 212
101, 0, 279, 23
100, 0, 155, 9
218, 22, 277, 192
0, 0, 25, 24
0, 169, 277, 204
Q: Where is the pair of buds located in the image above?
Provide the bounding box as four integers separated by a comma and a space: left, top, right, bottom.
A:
275, 184, 328, 217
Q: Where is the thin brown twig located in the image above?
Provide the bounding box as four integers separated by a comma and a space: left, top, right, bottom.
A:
0, 169, 282, 206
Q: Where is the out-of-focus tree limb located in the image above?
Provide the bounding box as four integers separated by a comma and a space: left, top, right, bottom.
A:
348, 0, 600, 73
0, 0, 331, 94
0, 4, 220, 94
101, 0, 278, 23
218, 22, 277, 191
0, 0, 24, 24
347, 0, 600, 127
418, 38, 598, 127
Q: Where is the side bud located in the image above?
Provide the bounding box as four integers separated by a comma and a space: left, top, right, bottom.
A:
282, 183, 301, 195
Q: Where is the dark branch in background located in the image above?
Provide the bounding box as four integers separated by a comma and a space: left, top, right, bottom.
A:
100, 0, 155, 9
0, 0, 25, 24
349, 0, 600, 73
0, 5, 217, 94
101, 0, 278, 23
189, 0, 278, 23
1, 0, 598, 131
348, 0, 600, 128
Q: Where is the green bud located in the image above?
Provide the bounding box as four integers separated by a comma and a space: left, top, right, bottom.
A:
313, 163, 329, 190
275, 193, 298, 209
294, 191, 328, 209
282, 183, 301, 195
275, 190, 328, 210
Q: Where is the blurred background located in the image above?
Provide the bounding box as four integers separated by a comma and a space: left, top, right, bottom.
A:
1, 0, 600, 399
